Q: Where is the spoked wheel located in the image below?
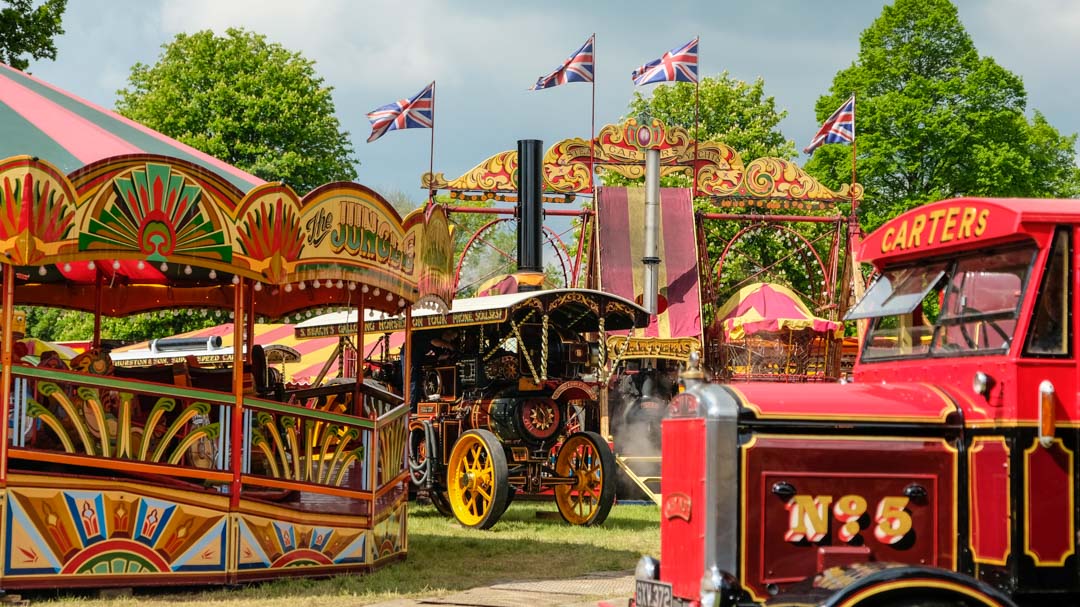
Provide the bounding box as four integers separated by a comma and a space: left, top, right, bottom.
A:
428, 489, 454, 517
554, 431, 616, 526
447, 430, 509, 529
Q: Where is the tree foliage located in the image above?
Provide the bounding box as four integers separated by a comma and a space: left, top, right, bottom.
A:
607, 76, 834, 310
21, 307, 217, 344
0, 0, 65, 71
116, 28, 357, 195
806, 0, 1080, 233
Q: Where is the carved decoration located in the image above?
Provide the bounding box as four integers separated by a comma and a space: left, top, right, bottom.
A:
421, 118, 862, 209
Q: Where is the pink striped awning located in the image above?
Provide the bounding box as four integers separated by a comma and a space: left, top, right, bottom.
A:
111, 323, 404, 386
595, 187, 703, 341
0, 63, 263, 191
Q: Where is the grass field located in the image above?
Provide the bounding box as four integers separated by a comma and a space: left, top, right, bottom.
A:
36, 501, 660, 607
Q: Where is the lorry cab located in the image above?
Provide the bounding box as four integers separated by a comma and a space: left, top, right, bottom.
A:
636, 198, 1080, 607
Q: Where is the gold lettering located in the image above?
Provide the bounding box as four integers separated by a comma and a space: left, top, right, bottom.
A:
893, 221, 909, 251
832, 495, 868, 543
940, 207, 960, 243
958, 207, 977, 239
873, 496, 913, 545
785, 495, 833, 543
927, 209, 947, 244
881, 227, 896, 254
907, 214, 926, 249
974, 209, 989, 236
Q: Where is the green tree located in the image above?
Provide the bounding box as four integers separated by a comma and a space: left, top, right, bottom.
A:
116, 28, 357, 195
21, 307, 219, 344
806, 0, 1080, 233
609, 76, 834, 310
0, 0, 65, 71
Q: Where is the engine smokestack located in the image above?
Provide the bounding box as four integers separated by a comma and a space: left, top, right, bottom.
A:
516, 139, 544, 291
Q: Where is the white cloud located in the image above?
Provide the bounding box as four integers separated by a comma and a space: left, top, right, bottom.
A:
158, 0, 569, 94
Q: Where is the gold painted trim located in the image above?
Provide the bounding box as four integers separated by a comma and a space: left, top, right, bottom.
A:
738, 433, 959, 602
728, 384, 954, 423
968, 436, 1011, 566
835, 579, 1007, 607
1022, 437, 1075, 566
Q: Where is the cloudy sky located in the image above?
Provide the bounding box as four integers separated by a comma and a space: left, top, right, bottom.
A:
28, 0, 1080, 206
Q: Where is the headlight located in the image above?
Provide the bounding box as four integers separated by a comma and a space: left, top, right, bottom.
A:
634, 555, 659, 581
699, 565, 725, 607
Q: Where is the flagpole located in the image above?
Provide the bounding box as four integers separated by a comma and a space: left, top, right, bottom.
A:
429, 80, 436, 205
590, 33, 597, 195
692, 37, 700, 198
850, 92, 857, 216
692, 73, 700, 198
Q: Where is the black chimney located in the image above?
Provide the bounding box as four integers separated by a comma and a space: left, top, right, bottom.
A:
516, 139, 544, 286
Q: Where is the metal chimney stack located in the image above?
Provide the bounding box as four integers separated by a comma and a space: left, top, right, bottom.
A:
516, 139, 544, 291
642, 149, 661, 314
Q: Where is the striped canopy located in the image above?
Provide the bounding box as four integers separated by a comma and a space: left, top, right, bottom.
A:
0, 63, 263, 192
111, 322, 404, 386
595, 187, 703, 341
717, 282, 842, 340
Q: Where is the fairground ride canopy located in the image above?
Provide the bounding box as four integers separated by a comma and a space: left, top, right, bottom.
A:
422, 117, 863, 210
716, 282, 842, 341
0, 66, 454, 317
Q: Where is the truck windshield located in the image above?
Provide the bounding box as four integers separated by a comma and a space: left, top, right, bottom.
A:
856, 246, 1036, 360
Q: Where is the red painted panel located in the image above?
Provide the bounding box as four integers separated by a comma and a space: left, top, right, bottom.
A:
728, 383, 954, 424
969, 437, 1010, 565
1024, 439, 1075, 566
741, 435, 957, 602
660, 416, 705, 600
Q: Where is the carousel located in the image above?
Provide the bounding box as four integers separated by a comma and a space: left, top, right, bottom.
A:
0, 64, 453, 589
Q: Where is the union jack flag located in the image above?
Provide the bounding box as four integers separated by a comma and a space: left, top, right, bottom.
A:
531, 35, 595, 90
631, 38, 698, 86
803, 95, 855, 154
366, 82, 435, 143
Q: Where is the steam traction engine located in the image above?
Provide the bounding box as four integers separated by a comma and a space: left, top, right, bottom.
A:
406, 289, 648, 529
634, 197, 1080, 607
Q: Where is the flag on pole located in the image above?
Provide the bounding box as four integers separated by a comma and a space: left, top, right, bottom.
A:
366, 82, 435, 143
531, 35, 594, 90
631, 38, 698, 85
803, 95, 855, 154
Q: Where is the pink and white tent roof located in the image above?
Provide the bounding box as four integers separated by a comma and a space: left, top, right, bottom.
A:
716, 282, 842, 340
0, 63, 263, 191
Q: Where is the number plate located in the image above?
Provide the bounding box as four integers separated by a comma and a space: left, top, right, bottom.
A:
634, 579, 672, 607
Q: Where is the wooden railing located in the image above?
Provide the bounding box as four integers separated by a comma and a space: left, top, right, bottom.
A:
6, 365, 406, 499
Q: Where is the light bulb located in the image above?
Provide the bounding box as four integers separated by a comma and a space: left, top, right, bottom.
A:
348, 282, 356, 291
231, 275, 240, 285
362, 284, 369, 293
37, 266, 47, 276
254, 282, 263, 292
112, 260, 121, 270
160, 262, 168, 272
209, 269, 217, 280
284, 283, 293, 293
298, 281, 306, 291
386, 293, 393, 302
63, 262, 72, 272
336, 280, 344, 289
136, 261, 145, 270
373, 288, 380, 296
313, 280, 321, 289
183, 265, 192, 275
87, 260, 96, 270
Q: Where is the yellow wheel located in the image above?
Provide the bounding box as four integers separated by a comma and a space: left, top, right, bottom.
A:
446, 430, 508, 529
554, 431, 615, 526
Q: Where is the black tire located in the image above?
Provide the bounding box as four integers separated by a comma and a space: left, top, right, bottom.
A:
446, 429, 509, 529
428, 489, 454, 517
553, 431, 617, 526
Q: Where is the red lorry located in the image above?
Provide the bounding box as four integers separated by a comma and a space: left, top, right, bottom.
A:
634, 197, 1079, 606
